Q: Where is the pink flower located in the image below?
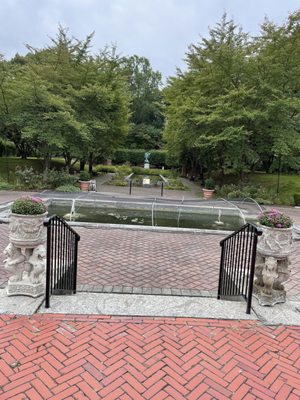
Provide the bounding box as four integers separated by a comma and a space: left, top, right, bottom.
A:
31, 197, 43, 203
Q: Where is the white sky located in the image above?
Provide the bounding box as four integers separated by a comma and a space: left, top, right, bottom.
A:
1, 0, 300, 79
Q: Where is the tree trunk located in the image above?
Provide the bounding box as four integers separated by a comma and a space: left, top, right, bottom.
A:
88, 153, 93, 174
79, 160, 85, 171
44, 154, 51, 171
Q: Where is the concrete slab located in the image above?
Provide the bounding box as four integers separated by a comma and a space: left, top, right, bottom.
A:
40, 292, 256, 320
0, 289, 44, 315
252, 297, 300, 325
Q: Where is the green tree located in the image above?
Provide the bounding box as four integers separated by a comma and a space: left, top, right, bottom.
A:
0, 28, 131, 171
164, 15, 257, 179
120, 55, 164, 149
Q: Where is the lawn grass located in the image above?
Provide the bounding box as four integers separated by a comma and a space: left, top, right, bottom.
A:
248, 173, 300, 205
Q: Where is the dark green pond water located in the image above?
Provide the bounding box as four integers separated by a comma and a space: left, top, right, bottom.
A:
48, 204, 243, 231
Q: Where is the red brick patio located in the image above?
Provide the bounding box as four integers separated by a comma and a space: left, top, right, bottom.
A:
1, 223, 300, 298
0, 314, 299, 400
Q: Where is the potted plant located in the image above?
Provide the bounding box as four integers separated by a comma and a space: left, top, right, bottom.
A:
202, 178, 215, 199
9, 196, 47, 247
254, 209, 293, 306
257, 209, 293, 257
79, 171, 91, 191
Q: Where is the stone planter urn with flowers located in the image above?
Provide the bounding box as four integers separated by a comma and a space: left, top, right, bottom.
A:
4, 196, 47, 297
254, 209, 293, 306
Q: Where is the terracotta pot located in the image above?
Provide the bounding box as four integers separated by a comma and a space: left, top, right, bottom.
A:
202, 188, 215, 199
79, 180, 90, 191
257, 225, 293, 257
9, 212, 47, 247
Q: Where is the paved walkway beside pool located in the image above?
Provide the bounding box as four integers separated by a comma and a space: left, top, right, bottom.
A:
0, 223, 299, 300
0, 186, 300, 299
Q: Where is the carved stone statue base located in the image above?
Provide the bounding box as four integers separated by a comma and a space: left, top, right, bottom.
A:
4, 243, 46, 298
254, 246, 291, 307
253, 286, 286, 306
7, 281, 44, 298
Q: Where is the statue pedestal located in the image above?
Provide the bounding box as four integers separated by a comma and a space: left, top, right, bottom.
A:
4, 213, 47, 298
254, 226, 292, 306
7, 280, 44, 298
144, 163, 150, 169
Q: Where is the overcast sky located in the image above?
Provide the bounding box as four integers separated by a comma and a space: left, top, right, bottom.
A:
1, 0, 300, 79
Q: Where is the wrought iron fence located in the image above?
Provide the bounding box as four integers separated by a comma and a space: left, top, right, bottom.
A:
44, 215, 80, 308
218, 223, 262, 314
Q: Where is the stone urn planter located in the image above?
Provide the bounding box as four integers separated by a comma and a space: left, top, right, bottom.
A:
79, 171, 91, 191
9, 212, 47, 247
4, 197, 47, 297
254, 210, 293, 306
202, 188, 215, 200
202, 178, 215, 200
79, 180, 90, 191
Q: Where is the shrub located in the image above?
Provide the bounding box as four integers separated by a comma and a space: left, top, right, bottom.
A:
42, 169, 77, 188
216, 183, 275, 203
11, 197, 47, 215
131, 166, 173, 178
166, 178, 186, 190
94, 165, 117, 174
257, 209, 293, 228
294, 193, 300, 206
113, 149, 145, 165
0, 182, 13, 190
110, 180, 128, 186
113, 149, 167, 167
79, 171, 90, 181
56, 185, 81, 192
148, 150, 167, 167
15, 166, 41, 189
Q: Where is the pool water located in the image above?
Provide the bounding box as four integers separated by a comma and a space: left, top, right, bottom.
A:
47, 204, 244, 231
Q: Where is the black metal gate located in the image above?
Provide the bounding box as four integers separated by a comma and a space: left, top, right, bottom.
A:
44, 216, 80, 308
217, 223, 262, 314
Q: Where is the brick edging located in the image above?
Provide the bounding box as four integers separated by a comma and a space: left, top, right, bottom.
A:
77, 284, 217, 297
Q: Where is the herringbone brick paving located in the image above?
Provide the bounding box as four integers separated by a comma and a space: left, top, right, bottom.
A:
0, 314, 299, 399
0, 223, 300, 296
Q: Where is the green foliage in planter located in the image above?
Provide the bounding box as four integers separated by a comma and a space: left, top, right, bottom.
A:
11, 197, 47, 215
79, 171, 90, 181
56, 185, 81, 192
204, 178, 215, 190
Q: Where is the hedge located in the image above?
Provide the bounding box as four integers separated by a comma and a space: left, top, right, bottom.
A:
112, 149, 167, 166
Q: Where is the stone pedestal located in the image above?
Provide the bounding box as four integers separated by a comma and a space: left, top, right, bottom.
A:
4, 213, 47, 298
144, 162, 150, 169
7, 280, 44, 298
254, 226, 292, 306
